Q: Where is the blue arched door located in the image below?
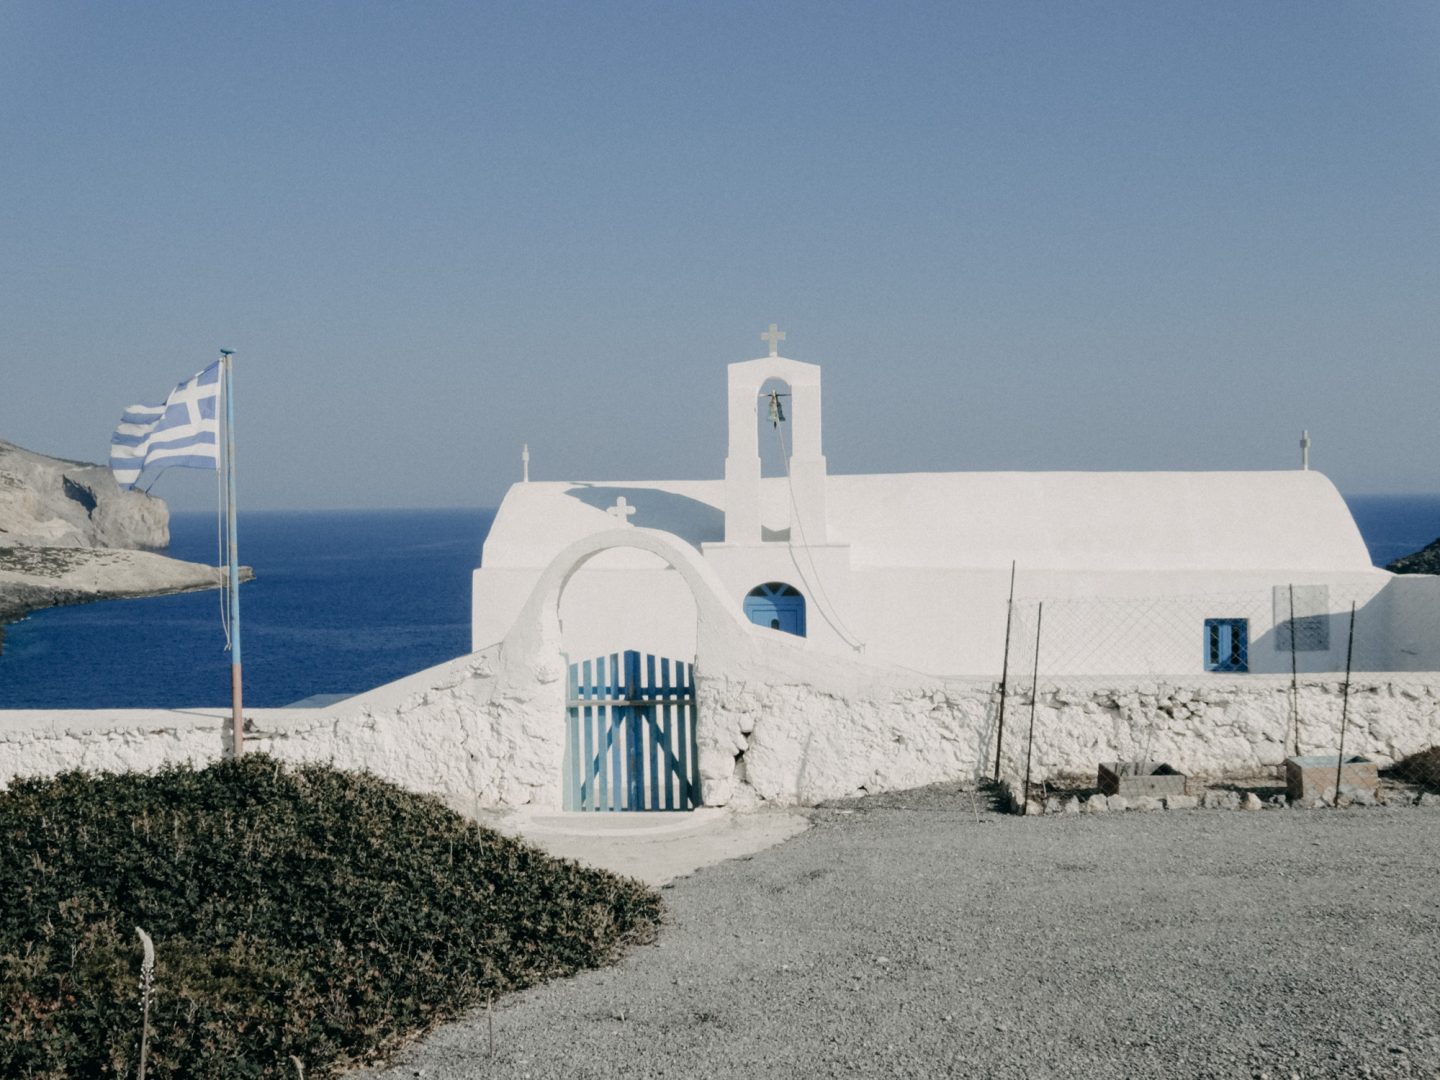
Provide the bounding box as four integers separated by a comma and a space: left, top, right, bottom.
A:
743, 582, 806, 637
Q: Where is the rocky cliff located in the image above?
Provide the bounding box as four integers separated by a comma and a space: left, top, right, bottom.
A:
0, 439, 244, 636
1387, 537, 1440, 576
0, 438, 171, 549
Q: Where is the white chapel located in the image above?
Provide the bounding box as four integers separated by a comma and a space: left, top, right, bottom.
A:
472, 332, 1407, 680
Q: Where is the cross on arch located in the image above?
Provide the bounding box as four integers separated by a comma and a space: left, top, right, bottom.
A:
761, 323, 786, 357
607, 496, 637, 525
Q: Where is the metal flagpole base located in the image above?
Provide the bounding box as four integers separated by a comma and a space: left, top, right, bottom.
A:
231, 663, 244, 758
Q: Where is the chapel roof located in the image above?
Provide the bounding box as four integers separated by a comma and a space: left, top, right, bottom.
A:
480, 469, 1376, 574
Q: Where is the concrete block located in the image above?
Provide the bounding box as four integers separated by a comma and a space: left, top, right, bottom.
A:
1284, 755, 1378, 802
1163, 794, 1198, 810
1098, 761, 1187, 798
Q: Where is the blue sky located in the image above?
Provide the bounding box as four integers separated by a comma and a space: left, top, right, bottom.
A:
2, 2, 1437, 510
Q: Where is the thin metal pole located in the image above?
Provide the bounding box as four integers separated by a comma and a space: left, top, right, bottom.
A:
222, 350, 243, 759
1022, 602, 1043, 807
1289, 584, 1300, 757
992, 560, 1017, 780
1334, 601, 1356, 804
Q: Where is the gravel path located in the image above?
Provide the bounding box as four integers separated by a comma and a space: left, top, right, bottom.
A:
356, 788, 1440, 1079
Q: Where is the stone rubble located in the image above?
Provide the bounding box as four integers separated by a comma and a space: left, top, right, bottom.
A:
1016, 779, 1436, 818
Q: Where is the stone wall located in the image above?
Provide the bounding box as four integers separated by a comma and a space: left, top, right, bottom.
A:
1004, 678, 1440, 785
697, 668, 1440, 807
0, 643, 569, 815
3, 662, 1437, 810
0, 708, 225, 783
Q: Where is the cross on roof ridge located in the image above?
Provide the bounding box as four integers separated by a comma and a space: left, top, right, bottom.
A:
607, 496, 637, 525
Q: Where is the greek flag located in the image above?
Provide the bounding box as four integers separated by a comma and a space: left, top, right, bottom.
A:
109, 362, 222, 489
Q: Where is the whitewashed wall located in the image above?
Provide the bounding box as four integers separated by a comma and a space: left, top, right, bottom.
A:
481, 555, 1412, 679
1385, 574, 1440, 669
698, 665, 1440, 806
0, 644, 568, 815
4, 663, 1436, 810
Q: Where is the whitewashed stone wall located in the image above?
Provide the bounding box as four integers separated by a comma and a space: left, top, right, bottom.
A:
0, 709, 225, 783
1005, 679, 1440, 786
696, 663, 996, 807
249, 643, 566, 813
698, 668, 1440, 806
0, 643, 569, 814
3, 666, 1437, 809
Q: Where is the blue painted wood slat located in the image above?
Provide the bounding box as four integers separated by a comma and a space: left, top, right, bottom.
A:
661, 657, 675, 810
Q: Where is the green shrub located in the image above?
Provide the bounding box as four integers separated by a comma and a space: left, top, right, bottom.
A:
0, 756, 661, 1078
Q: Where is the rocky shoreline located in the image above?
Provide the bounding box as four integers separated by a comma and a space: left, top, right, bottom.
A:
1388, 535, 1440, 574
0, 545, 247, 638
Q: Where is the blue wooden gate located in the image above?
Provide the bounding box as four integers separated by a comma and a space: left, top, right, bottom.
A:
563, 650, 700, 812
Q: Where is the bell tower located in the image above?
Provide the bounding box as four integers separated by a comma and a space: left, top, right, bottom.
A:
722, 332, 828, 545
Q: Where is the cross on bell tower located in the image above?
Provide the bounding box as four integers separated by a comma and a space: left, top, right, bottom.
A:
760, 323, 786, 357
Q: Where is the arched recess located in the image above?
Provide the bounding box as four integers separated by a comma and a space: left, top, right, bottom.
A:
557, 545, 699, 661
726, 356, 824, 464
743, 582, 807, 637
500, 527, 753, 674
756, 376, 795, 479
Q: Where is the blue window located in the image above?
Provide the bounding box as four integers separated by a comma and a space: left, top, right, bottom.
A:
1204, 618, 1248, 672
743, 582, 806, 637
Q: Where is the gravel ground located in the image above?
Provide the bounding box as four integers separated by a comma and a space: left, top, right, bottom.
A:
355, 787, 1440, 1080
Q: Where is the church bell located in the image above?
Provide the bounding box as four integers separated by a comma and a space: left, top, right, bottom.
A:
767, 390, 786, 427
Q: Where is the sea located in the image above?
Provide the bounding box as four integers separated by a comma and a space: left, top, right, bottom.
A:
0, 496, 1437, 710
0, 509, 494, 709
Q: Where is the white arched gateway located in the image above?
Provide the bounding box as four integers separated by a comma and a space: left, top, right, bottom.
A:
498, 527, 757, 812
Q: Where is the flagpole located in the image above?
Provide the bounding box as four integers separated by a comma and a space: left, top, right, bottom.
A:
222, 349, 244, 758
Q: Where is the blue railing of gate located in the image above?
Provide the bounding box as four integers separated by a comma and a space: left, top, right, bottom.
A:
564, 650, 700, 811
